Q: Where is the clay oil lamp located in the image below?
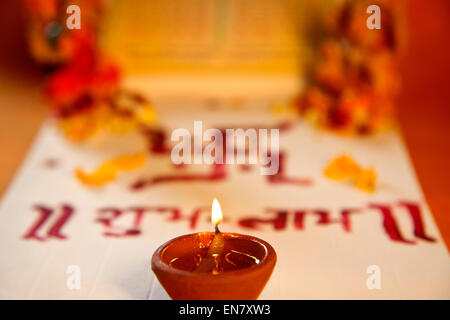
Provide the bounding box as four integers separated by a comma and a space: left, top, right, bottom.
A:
151, 199, 277, 300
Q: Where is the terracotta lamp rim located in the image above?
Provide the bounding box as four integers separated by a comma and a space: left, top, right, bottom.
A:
152, 232, 276, 278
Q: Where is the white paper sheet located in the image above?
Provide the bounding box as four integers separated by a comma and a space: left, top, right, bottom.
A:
0, 99, 448, 299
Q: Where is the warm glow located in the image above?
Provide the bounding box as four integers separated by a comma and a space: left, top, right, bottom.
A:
211, 198, 223, 225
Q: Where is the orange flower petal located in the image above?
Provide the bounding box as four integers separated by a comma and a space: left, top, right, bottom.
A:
324, 154, 360, 180
76, 153, 146, 186
354, 168, 377, 193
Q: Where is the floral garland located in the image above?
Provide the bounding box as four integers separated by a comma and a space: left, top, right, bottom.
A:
292, 0, 404, 135
25, 0, 403, 140
24, 0, 156, 142
23, 0, 402, 188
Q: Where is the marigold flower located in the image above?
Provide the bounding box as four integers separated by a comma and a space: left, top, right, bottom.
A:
75, 153, 146, 186
354, 168, 377, 193
324, 154, 360, 181
324, 154, 377, 193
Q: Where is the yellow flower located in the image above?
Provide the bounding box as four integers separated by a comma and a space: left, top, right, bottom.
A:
324, 154, 360, 181
354, 168, 376, 193
135, 104, 157, 125
76, 153, 146, 186
324, 154, 377, 192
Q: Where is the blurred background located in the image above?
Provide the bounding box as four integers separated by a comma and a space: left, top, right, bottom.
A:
0, 0, 449, 248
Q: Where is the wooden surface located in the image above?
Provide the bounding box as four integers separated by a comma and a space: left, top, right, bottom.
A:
396, 0, 450, 251
0, 1, 449, 250
0, 0, 48, 198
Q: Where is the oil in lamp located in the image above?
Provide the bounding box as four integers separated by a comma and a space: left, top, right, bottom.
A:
151, 198, 277, 300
